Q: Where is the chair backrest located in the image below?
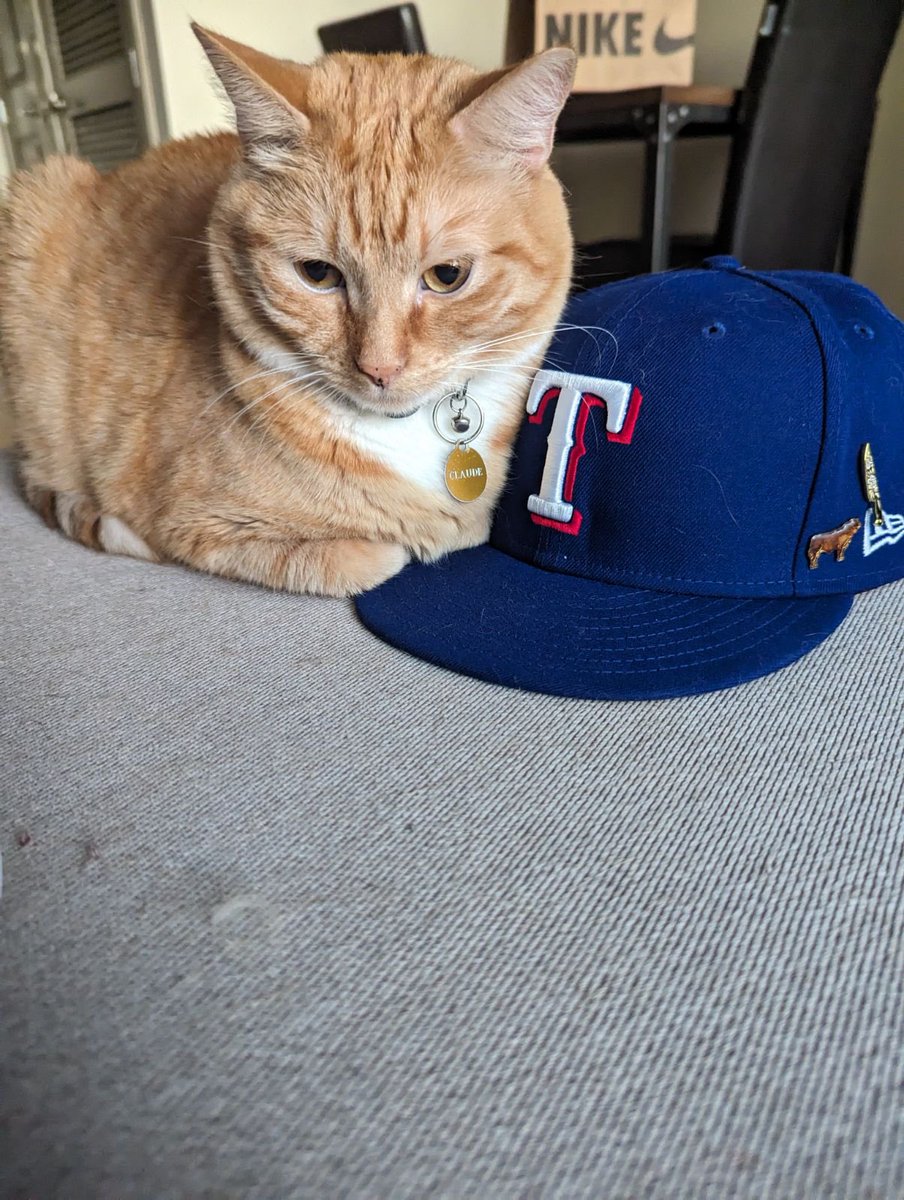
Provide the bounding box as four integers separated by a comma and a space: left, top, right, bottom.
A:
317, 4, 427, 55
718, 0, 903, 270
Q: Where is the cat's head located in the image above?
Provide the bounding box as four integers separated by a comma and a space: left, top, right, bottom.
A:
196, 26, 575, 419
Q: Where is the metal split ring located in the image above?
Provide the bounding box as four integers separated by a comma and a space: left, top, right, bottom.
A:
432, 387, 484, 446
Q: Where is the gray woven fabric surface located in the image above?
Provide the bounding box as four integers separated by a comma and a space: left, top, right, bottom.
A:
1, 452, 903, 1200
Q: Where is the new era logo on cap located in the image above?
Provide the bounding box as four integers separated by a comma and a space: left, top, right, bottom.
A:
864, 509, 904, 556
357, 259, 904, 700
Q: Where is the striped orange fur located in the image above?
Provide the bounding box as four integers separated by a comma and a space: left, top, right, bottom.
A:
0, 27, 575, 596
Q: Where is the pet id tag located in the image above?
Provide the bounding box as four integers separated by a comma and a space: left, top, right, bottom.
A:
433, 384, 487, 504
444, 444, 487, 502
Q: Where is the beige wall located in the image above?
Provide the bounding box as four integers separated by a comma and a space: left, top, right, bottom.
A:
853, 17, 904, 317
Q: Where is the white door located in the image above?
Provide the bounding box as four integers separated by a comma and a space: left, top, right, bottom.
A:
0, 0, 157, 172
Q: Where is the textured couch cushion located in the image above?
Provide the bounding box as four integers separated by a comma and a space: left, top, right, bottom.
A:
2, 453, 902, 1199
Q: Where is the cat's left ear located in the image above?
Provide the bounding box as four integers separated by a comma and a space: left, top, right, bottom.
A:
450, 49, 576, 172
192, 24, 310, 169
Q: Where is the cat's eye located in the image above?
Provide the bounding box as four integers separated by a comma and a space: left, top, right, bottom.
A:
296, 260, 344, 291
421, 260, 472, 294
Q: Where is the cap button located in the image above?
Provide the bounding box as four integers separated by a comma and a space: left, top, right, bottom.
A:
703, 255, 743, 271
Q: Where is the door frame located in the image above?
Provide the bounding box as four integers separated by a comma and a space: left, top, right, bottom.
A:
124, 0, 168, 145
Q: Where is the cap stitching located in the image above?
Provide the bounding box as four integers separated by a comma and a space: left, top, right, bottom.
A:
803, 564, 901, 582
534, 563, 790, 586
521, 552, 898, 589
569, 601, 761, 642
565, 604, 825, 670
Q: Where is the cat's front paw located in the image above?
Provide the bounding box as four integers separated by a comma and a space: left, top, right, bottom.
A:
336, 539, 410, 596
412, 516, 493, 563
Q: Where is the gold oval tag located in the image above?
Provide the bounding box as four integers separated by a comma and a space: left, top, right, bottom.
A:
444, 445, 487, 503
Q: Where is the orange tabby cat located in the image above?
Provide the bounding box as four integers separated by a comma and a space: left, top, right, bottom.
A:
0, 26, 575, 595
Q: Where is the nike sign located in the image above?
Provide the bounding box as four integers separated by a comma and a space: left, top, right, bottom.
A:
654, 20, 695, 54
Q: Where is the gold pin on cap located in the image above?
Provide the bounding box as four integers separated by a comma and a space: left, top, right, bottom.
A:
860, 443, 885, 527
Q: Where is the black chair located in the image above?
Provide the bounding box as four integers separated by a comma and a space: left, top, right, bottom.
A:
717, 0, 902, 272
318, 4, 427, 55
567, 0, 903, 286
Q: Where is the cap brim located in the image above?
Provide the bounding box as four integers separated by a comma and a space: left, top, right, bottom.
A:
354, 547, 852, 700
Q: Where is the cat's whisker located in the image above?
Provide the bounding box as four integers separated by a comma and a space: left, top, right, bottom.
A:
199, 353, 318, 419
457, 362, 542, 383
244, 369, 340, 423
230, 370, 326, 427
463, 329, 558, 353
194, 368, 290, 429
173, 235, 232, 254
548, 322, 619, 361
243, 375, 347, 472
459, 347, 552, 368
458, 346, 536, 359
244, 385, 309, 468
227, 383, 298, 441
462, 349, 571, 376
464, 322, 618, 357
235, 376, 321, 463
457, 346, 569, 373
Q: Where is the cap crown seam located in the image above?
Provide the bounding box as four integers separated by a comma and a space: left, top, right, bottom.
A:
738, 268, 832, 596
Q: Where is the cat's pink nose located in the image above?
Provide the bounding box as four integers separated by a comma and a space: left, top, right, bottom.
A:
356, 356, 405, 389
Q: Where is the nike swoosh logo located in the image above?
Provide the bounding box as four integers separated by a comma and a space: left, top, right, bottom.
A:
654, 21, 695, 54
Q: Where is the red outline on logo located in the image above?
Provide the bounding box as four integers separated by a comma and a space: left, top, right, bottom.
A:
528, 386, 562, 425
528, 386, 642, 536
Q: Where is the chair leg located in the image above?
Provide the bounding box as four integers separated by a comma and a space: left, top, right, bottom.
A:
838, 104, 876, 276
642, 102, 676, 273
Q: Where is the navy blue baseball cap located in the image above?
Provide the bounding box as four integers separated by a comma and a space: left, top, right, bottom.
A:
356, 258, 904, 699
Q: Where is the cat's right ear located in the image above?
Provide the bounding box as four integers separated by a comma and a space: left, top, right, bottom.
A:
192, 24, 309, 170
450, 49, 576, 172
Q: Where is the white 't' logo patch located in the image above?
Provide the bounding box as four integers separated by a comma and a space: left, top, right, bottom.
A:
525, 369, 642, 536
